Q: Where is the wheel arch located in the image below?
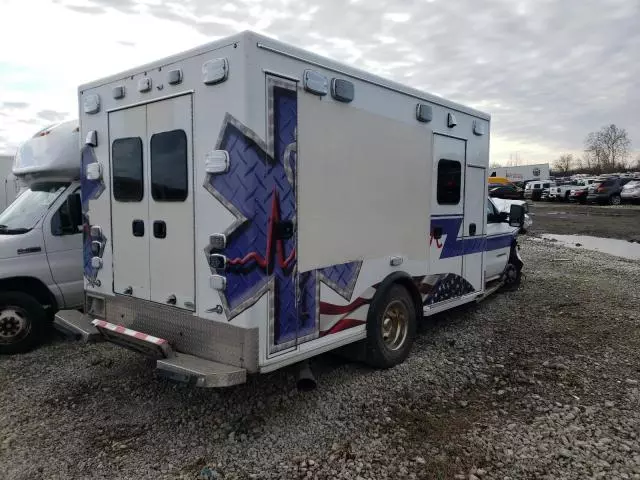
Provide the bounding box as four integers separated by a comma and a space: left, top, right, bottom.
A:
0, 277, 59, 312
369, 271, 422, 325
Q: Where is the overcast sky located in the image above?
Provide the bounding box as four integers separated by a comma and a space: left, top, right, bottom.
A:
1, 0, 638, 165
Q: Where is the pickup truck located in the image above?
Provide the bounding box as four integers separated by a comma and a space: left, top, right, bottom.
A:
548, 183, 576, 202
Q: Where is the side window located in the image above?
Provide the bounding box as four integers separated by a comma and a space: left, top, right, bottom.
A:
486, 199, 499, 223
150, 130, 188, 202
51, 191, 82, 236
437, 159, 461, 205
112, 137, 143, 202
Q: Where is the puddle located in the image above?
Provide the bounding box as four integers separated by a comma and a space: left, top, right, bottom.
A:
541, 234, 640, 260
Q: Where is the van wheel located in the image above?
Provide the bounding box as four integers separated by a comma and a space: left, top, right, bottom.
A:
365, 284, 417, 369
503, 244, 523, 289
0, 292, 47, 355
609, 194, 621, 206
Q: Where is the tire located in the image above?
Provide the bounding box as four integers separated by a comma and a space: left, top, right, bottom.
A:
610, 194, 621, 206
0, 292, 48, 355
503, 242, 523, 289
365, 284, 417, 369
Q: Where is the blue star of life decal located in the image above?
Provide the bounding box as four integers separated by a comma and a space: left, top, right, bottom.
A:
80, 145, 106, 286
204, 79, 361, 352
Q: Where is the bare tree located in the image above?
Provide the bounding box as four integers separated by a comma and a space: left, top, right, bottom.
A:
489, 162, 502, 168
553, 154, 574, 175
584, 124, 631, 173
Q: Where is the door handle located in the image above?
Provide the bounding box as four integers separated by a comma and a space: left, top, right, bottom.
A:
132, 219, 145, 237
432, 227, 443, 240
153, 221, 167, 239
469, 223, 477, 236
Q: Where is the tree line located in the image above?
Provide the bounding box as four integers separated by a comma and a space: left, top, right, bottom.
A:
553, 124, 639, 175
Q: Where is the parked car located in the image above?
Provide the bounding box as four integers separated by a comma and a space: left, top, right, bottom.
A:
586, 177, 633, 205
525, 180, 555, 201
568, 178, 599, 204
488, 184, 524, 200
621, 179, 640, 203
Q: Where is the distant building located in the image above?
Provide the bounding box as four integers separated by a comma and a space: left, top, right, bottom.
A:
488, 163, 550, 183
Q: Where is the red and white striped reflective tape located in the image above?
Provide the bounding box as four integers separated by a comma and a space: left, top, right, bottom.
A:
91, 319, 169, 345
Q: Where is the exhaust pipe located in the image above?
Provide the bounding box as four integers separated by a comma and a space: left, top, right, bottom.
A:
296, 360, 317, 391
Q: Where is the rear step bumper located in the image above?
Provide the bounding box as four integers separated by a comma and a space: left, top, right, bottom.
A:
91, 319, 173, 358
54, 309, 102, 342
91, 319, 246, 388
157, 353, 247, 388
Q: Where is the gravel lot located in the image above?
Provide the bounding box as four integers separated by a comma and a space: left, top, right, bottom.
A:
528, 201, 640, 241
1, 237, 640, 480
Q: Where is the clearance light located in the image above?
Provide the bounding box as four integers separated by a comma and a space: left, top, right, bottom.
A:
91, 257, 103, 269
86, 162, 102, 180
209, 275, 227, 291
205, 150, 230, 174
208, 254, 227, 270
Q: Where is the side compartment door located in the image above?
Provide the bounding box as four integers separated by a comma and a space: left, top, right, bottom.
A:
462, 166, 486, 292
146, 95, 195, 310
428, 134, 465, 301
109, 106, 150, 300
264, 77, 302, 354
423, 134, 470, 306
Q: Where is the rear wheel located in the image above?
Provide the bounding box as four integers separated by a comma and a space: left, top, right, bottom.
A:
0, 292, 48, 354
365, 284, 417, 369
610, 194, 621, 205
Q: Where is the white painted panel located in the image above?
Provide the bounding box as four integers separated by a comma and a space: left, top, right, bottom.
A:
147, 94, 195, 310
297, 95, 431, 272
108, 105, 151, 300
463, 165, 486, 291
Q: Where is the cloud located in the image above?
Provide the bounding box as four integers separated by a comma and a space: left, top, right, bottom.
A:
1, 102, 29, 109
37, 109, 69, 123
0, 0, 638, 163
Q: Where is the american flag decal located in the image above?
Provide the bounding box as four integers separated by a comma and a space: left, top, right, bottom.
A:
422, 273, 475, 305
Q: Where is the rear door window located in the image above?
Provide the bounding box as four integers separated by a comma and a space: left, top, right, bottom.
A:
112, 137, 143, 202
150, 129, 188, 202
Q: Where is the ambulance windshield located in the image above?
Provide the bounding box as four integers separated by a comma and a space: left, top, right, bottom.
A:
0, 182, 68, 234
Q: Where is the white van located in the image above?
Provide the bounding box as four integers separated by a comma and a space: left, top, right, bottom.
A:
0, 121, 86, 354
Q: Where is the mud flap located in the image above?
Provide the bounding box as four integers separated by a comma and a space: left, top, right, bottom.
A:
91, 319, 173, 358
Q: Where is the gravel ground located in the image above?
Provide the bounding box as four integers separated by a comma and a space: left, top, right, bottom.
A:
1, 237, 640, 480
528, 201, 640, 241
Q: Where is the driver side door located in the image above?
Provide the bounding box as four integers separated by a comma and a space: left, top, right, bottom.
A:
484, 199, 512, 281
43, 187, 84, 308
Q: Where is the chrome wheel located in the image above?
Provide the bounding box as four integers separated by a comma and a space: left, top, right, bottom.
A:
381, 300, 409, 351
0, 306, 31, 344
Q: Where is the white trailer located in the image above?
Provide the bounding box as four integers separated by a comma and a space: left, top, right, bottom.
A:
489, 163, 550, 183
70, 31, 525, 387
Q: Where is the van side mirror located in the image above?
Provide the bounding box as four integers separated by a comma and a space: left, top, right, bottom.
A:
509, 204, 525, 228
